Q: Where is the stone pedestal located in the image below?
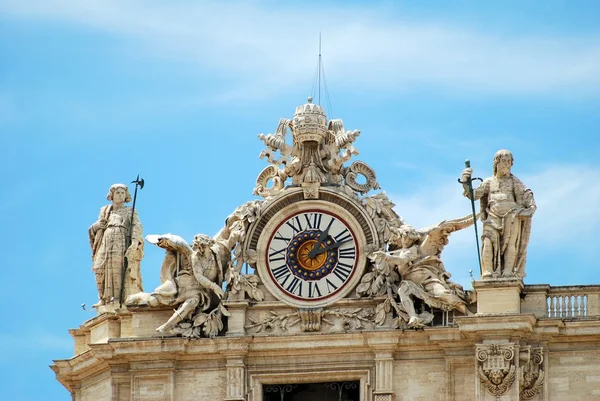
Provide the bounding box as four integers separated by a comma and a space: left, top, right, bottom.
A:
473, 278, 524, 315
85, 313, 121, 344
129, 306, 175, 337
224, 300, 250, 336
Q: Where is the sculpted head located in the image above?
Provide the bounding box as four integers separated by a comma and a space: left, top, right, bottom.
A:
391, 225, 419, 248
489, 369, 506, 385
493, 149, 514, 177
522, 372, 535, 388
106, 183, 132, 203
192, 234, 215, 254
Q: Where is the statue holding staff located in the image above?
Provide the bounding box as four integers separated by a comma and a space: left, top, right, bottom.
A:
89, 183, 144, 306
461, 150, 536, 278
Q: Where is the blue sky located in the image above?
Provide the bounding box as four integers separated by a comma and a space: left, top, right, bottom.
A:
1, 1, 599, 400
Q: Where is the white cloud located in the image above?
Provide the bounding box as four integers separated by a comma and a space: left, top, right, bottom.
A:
388, 163, 600, 288
2, 1, 600, 99
527, 165, 600, 244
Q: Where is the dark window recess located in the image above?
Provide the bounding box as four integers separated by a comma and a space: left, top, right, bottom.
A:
263, 381, 360, 401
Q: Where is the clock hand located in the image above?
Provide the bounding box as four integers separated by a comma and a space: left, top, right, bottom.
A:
308, 226, 330, 258
311, 240, 353, 257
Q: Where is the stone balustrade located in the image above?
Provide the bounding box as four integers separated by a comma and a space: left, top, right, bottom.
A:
521, 284, 600, 318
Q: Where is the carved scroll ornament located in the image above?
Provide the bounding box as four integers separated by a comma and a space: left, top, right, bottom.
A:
520, 347, 545, 400
476, 343, 517, 397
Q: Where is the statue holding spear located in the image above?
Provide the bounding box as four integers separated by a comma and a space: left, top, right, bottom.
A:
89, 177, 145, 307
459, 150, 536, 279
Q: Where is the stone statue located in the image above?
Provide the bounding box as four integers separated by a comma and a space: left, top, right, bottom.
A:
126, 201, 265, 337
126, 234, 225, 333
369, 216, 475, 327
88, 183, 143, 306
461, 149, 536, 278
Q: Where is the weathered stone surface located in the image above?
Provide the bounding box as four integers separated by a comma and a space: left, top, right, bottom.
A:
461, 150, 536, 280
89, 183, 144, 307
57, 100, 600, 401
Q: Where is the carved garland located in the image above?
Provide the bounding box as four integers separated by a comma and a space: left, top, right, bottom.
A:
245, 307, 376, 333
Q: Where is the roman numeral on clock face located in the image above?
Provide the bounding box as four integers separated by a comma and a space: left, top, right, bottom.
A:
333, 228, 353, 243
339, 246, 356, 259
285, 216, 304, 234
303, 212, 323, 229
332, 262, 353, 282
268, 247, 287, 263
286, 277, 303, 297
272, 264, 290, 281
308, 281, 323, 298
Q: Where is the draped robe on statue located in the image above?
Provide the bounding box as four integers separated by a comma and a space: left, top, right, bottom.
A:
89, 205, 143, 304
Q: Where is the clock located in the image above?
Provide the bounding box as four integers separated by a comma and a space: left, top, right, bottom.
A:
249, 189, 376, 308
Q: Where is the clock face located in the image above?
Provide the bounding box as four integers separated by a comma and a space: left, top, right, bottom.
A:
264, 209, 359, 304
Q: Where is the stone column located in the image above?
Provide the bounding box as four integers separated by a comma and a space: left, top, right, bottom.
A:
220, 339, 250, 401
225, 356, 246, 401
373, 351, 394, 401
366, 334, 397, 401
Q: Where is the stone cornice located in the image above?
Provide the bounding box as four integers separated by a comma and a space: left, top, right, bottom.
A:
455, 314, 537, 340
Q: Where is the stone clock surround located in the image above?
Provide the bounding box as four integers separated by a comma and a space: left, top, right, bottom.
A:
248, 187, 379, 309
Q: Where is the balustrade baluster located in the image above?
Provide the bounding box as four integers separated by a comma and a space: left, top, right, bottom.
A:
574, 295, 581, 317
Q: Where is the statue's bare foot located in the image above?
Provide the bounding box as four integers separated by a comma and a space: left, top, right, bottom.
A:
92, 300, 105, 308
156, 323, 171, 333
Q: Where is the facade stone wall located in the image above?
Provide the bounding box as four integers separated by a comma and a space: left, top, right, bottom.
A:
53, 290, 600, 401
548, 350, 600, 400
80, 376, 111, 401
59, 333, 600, 400
393, 358, 447, 401
174, 370, 227, 401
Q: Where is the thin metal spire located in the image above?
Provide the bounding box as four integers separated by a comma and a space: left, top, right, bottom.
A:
310, 34, 333, 117
318, 32, 322, 105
